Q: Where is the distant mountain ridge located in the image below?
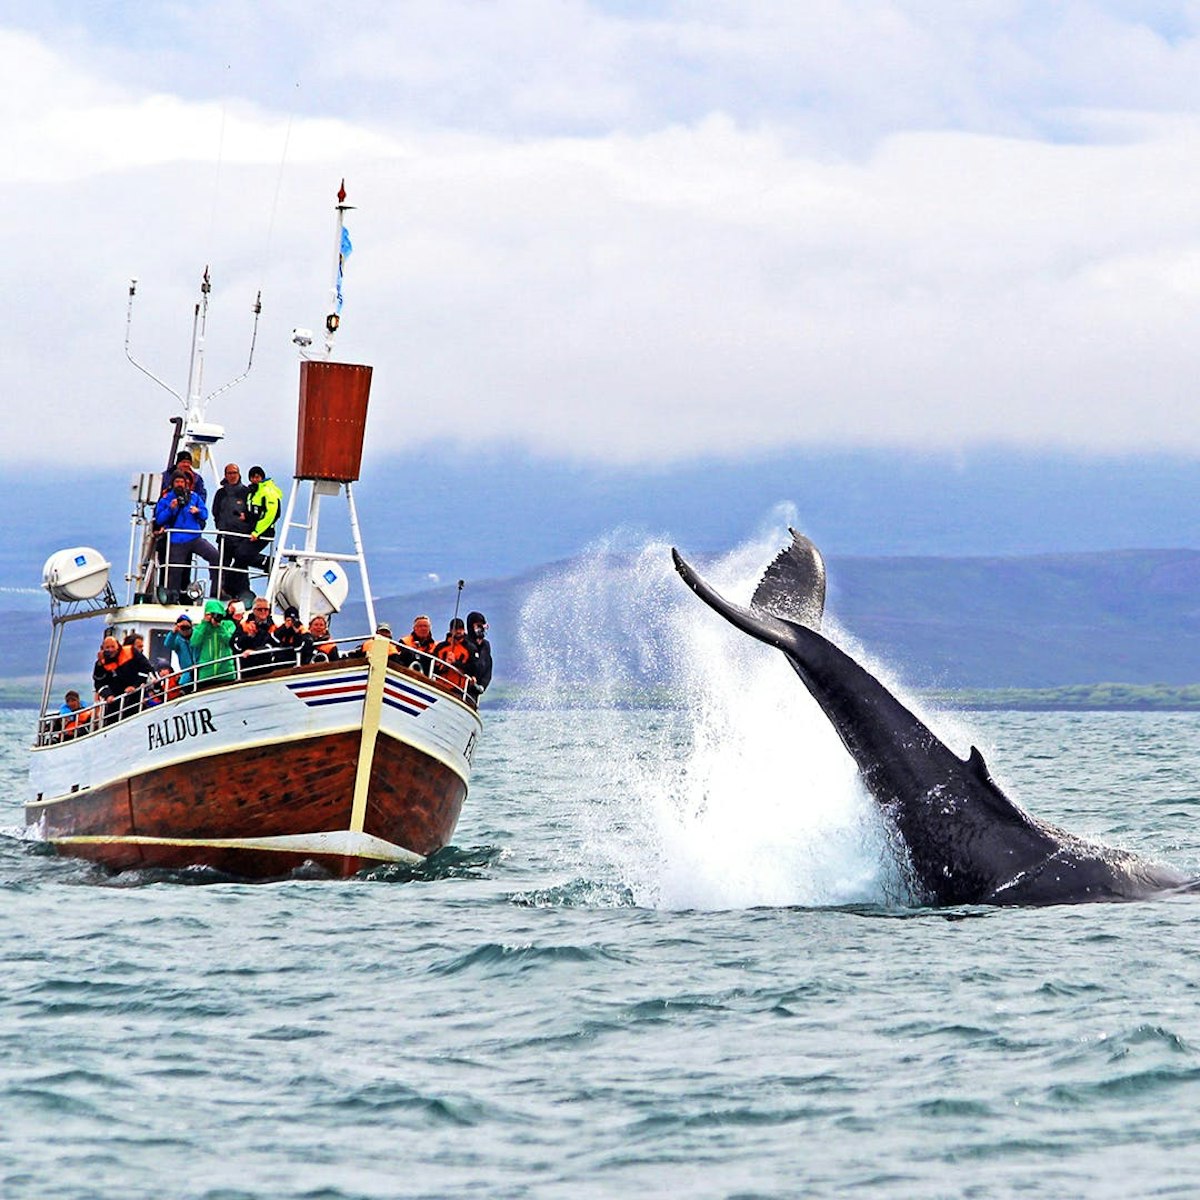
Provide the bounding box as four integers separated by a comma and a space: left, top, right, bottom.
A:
4, 448, 1199, 600
4, 548, 1197, 690
827, 548, 1200, 688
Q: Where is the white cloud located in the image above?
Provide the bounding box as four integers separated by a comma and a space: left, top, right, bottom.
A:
4, 6, 1200, 467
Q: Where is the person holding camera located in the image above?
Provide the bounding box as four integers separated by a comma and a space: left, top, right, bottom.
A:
154, 470, 219, 602
163, 612, 199, 690
274, 605, 307, 666
193, 600, 237, 684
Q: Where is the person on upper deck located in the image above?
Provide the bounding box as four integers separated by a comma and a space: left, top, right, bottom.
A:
154, 470, 219, 601
434, 619, 471, 692
160, 450, 208, 503
300, 614, 339, 664
193, 599, 237, 684
212, 462, 251, 600
464, 611, 493, 696
398, 614, 436, 673
245, 466, 283, 571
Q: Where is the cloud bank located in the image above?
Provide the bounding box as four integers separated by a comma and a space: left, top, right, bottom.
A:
4, 3, 1200, 467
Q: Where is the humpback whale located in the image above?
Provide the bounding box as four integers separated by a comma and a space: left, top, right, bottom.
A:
672, 532, 1193, 907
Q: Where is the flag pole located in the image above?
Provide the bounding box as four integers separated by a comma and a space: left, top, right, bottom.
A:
325, 179, 355, 357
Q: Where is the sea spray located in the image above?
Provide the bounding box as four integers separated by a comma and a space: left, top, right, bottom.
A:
519, 521, 911, 910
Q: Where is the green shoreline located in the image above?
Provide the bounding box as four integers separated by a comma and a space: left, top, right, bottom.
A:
3, 679, 1198, 713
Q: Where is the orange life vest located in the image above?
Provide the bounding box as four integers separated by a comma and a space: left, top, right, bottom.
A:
360, 635, 399, 656
63, 707, 92, 735
434, 637, 471, 690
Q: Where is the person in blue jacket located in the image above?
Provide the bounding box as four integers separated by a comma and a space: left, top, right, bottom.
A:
154, 470, 219, 601
163, 612, 199, 690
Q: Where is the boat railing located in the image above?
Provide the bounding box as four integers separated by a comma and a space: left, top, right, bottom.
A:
34, 633, 474, 747
138, 527, 275, 606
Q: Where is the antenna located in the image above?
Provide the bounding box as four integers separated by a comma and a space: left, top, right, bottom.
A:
204, 289, 262, 406
125, 278, 184, 404
125, 270, 264, 439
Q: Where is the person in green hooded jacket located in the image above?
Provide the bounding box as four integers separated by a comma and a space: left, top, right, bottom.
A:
193, 599, 237, 683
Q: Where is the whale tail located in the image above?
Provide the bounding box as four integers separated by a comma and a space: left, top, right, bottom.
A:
750, 528, 826, 630
670, 528, 826, 650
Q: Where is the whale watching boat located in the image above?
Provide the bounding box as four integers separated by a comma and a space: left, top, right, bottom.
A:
26, 186, 482, 878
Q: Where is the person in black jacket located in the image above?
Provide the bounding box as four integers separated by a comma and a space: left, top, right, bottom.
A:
464, 611, 492, 697
93, 635, 152, 723
231, 612, 278, 679
212, 462, 251, 599
274, 606, 307, 665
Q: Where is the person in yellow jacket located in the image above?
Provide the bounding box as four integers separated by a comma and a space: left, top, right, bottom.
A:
245, 465, 284, 571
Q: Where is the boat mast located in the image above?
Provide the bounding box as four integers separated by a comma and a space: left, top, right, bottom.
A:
267, 182, 377, 631
185, 268, 211, 428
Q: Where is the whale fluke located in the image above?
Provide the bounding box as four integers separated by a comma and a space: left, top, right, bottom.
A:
751, 528, 826, 629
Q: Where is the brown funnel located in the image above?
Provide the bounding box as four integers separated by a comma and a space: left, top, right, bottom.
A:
295, 359, 373, 482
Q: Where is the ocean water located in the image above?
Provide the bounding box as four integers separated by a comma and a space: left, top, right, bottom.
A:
3, 538, 1200, 1199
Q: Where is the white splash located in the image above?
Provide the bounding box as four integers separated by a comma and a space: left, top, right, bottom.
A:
519, 513, 910, 911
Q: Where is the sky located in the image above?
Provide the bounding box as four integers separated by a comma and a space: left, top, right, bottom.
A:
5, 2, 1200, 471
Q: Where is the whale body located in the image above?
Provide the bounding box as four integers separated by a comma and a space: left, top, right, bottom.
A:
672, 532, 1193, 906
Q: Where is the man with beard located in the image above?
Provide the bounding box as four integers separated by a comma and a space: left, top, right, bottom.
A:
154, 470, 218, 601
